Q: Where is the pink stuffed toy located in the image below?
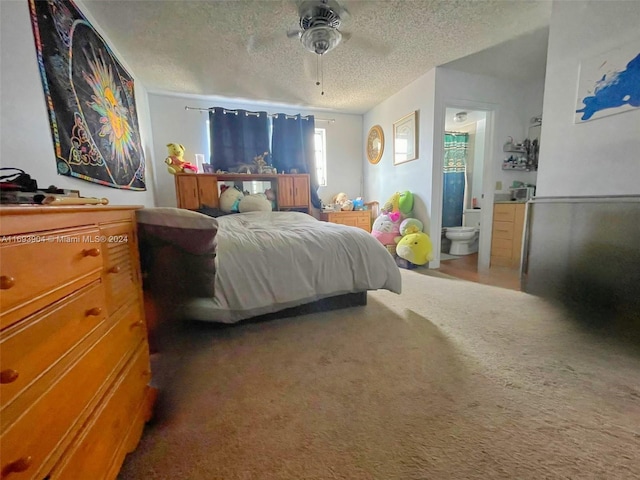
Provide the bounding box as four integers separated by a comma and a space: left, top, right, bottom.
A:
371, 213, 402, 246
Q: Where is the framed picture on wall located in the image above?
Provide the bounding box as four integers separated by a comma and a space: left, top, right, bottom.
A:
393, 111, 418, 165
29, 0, 146, 190
575, 40, 640, 123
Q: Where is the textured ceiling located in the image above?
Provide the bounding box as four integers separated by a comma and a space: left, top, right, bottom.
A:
81, 0, 552, 114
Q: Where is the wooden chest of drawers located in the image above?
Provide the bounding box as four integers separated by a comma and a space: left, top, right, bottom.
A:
0, 206, 156, 480
320, 210, 371, 232
490, 203, 526, 268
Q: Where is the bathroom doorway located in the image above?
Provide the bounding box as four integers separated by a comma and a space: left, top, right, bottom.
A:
440, 107, 490, 272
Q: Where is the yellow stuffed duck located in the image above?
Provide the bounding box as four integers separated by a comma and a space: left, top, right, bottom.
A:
165, 143, 198, 175
396, 232, 434, 266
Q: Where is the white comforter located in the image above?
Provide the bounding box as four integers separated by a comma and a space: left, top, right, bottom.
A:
183, 211, 401, 323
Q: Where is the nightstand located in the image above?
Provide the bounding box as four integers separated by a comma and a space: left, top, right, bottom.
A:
320, 210, 371, 232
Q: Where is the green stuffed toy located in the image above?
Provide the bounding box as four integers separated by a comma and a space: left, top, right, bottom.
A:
382, 190, 414, 217
396, 232, 434, 266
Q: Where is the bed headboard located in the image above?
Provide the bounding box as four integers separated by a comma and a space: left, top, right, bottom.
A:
174, 173, 311, 214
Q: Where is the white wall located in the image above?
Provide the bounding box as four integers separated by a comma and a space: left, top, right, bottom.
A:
536, 0, 640, 197
148, 93, 363, 208
430, 68, 543, 268
0, 1, 154, 206
472, 118, 486, 208
0, 0, 157, 207
435, 68, 542, 197
362, 69, 437, 231
362, 66, 543, 268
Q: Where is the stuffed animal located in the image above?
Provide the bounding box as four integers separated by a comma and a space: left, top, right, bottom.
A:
398, 191, 414, 215
371, 213, 402, 246
382, 192, 401, 215
330, 192, 354, 211
238, 193, 272, 212
399, 218, 423, 236
165, 143, 198, 175
219, 186, 244, 213
219, 186, 272, 213
382, 191, 414, 218
396, 232, 434, 266
331, 192, 349, 205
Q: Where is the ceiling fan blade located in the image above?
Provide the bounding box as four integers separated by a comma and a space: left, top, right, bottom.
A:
287, 29, 302, 39
340, 31, 392, 56
336, 3, 351, 22
247, 32, 285, 53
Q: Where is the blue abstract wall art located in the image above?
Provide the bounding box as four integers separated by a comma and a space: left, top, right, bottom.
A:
575, 40, 640, 123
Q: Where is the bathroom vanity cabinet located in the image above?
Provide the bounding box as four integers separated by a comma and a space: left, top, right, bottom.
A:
490, 202, 526, 268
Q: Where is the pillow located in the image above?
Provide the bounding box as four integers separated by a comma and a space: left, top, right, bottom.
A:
136, 208, 218, 255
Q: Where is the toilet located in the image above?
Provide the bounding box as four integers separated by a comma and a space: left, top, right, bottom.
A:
445, 209, 481, 255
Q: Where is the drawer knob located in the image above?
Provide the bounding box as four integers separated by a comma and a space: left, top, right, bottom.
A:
82, 248, 101, 257
0, 369, 19, 384
3, 456, 32, 474
0, 275, 15, 290
108, 265, 121, 274
85, 307, 103, 317
130, 320, 145, 329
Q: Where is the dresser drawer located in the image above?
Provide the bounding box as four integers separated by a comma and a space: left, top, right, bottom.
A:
0, 281, 107, 411
322, 211, 370, 231
356, 214, 371, 228
490, 255, 513, 267
0, 303, 146, 480
51, 344, 151, 479
491, 245, 513, 258
492, 221, 514, 239
493, 204, 515, 222
101, 222, 140, 315
491, 237, 513, 251
0, 227, 103, 329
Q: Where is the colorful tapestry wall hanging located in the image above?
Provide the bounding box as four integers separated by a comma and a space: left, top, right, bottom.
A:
29, 0, 146, 190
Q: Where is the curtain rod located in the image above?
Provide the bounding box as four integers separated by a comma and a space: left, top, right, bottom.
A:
184, 106, 335, 123
445, 130, 469, 135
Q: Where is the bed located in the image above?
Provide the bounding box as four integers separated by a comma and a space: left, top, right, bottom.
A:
137, 209, 401, 328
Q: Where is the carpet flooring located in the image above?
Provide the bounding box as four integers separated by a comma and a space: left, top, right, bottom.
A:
119, 270, 640, 480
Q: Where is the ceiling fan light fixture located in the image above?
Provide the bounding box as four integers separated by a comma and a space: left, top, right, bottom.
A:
300, 25, 342, 55
453, 111, 468, 123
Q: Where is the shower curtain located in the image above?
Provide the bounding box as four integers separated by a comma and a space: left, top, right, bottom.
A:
442, 132, 469, 227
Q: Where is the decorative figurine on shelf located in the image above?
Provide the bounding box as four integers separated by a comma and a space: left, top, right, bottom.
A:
165, 143, 198, 175
254, 152, 269, 173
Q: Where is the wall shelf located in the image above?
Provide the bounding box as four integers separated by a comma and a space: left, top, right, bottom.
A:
502, 162, 537, 171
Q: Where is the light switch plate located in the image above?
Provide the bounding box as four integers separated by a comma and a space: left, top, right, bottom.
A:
495, 181, 502, 191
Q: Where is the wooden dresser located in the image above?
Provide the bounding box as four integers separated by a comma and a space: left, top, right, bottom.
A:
320, 210, 371, 232
0, 206, 156, 480
490, 202, 526, 268
174, 173, 311, 212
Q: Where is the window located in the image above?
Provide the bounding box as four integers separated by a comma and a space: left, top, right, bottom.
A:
314, 128, 327, 186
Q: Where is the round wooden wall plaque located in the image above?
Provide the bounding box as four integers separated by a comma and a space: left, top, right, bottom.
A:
366, 125, 384, 164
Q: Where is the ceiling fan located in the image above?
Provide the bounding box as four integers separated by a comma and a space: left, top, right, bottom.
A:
286, 0, 351, 56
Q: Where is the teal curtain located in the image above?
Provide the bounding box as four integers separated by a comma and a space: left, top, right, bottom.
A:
442, 132, 468, 227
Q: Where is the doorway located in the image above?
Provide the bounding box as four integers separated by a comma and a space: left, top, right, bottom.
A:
440, 107, 489, 271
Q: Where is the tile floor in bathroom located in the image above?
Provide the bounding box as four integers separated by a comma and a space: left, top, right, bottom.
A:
437, 253, 521, 291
